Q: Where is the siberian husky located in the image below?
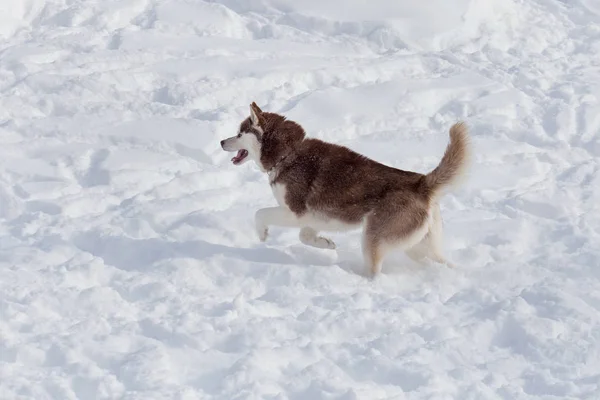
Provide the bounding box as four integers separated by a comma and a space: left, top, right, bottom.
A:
220, 102, 470, 276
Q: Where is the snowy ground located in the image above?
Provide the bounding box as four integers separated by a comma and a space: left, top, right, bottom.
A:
1, 0, 600, 399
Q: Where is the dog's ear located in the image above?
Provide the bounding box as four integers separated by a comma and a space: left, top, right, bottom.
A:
251, 102, 263, 114
249, 102, 264, 127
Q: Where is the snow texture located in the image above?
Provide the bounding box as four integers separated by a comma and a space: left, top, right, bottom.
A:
1, 0, 600, 399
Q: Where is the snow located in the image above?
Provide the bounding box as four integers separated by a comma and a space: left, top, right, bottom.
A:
1, 0, 600, 398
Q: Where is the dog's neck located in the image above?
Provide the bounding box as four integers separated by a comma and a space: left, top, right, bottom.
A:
266, 151, 295, 183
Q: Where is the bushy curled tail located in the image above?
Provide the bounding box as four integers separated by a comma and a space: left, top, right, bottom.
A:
422, 122, 471, 199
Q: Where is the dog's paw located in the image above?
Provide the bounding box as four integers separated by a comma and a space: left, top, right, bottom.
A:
256, 224, 268, 242
299, 228, 336, 250
315, 236, 336, 250
368, 271, 383, 281
258, 228, 268, 242
255, 210, 269, 242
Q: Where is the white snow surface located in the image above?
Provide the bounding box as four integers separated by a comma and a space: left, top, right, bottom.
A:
1, 0, 600, 398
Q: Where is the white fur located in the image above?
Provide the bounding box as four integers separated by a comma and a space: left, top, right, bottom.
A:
254, 205, 360, 248
221, 132, 265, 171
405, 204, 455, 268
299, 227, 336, 249
256, 206, 359, 233
271, 182, 287, 206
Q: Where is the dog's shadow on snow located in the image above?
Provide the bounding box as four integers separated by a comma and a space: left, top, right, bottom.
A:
73, 230, 426, 277
73, 231, 301, 271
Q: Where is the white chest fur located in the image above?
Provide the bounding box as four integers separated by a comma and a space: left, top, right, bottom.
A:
270, 182, 287, 207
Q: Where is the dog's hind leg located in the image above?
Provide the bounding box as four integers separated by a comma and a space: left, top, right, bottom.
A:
363, 202, 430, 277
362, 229, 385, 277
299, 227, 336, 249
407, 204, 456, 268
405, 239, 428, 264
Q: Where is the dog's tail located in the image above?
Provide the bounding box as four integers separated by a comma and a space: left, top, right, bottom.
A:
421, 122, 471, 200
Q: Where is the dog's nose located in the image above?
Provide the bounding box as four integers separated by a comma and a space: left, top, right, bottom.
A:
220, 140, 225, 147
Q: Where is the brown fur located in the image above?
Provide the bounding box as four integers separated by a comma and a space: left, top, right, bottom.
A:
421, 122, 471, 199
223, 102, 471, 276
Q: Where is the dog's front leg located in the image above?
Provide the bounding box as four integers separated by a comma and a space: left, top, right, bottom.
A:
255, 206, 300, 242
299, 227, 336, 250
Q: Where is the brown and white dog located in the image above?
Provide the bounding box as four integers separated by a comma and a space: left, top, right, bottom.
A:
221, 102, 470, 276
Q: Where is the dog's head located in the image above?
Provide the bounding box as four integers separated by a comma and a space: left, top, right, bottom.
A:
220, 102, 305, 172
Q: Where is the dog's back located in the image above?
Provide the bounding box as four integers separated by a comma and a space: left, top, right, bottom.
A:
271, 137, 426, 225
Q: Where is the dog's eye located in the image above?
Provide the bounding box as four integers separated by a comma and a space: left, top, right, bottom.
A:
237, 133, 242, 138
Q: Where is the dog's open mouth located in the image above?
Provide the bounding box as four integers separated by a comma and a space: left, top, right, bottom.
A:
231, 149, 248, 165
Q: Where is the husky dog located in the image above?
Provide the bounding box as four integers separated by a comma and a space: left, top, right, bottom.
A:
221, 102, 470, 276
